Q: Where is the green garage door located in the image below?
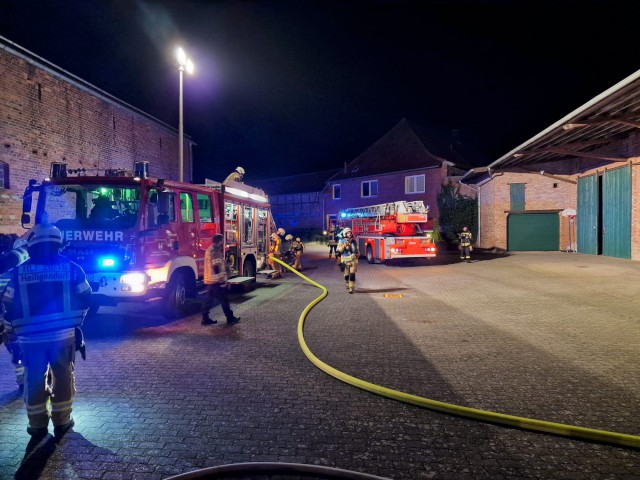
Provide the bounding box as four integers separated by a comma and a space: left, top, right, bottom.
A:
508, 213, 559, 251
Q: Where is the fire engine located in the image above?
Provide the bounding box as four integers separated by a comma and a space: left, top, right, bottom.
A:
20, 162, 276, 318
338, 200, 436, 263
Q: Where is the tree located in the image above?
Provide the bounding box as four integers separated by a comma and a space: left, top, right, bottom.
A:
436, 180, 477, 246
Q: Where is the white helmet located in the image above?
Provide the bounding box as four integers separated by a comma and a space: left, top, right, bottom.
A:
277, 228, 285, 236
285, 234, 293, 241
26, 224, 63, 248
235, 166, 245, 175
342, 227, 352, 235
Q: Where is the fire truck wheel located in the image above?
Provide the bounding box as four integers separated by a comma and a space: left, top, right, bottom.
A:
242, 258, 256, 278
164, 270, 194, 319
366, 245, 375, 264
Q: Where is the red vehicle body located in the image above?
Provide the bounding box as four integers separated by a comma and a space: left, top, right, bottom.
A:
338, 201, 437, 263
21, 162, 275, 317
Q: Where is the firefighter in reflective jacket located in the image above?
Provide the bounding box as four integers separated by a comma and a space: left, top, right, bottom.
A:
0, 237, 30, 391
458, 226, 473, 262
291, 237, 304, 270
267, 232, 282, 279
1, 224, 91, 441
336, 227, 359, 294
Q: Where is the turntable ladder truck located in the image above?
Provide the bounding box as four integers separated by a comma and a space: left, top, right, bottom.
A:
339, 200, 437, 263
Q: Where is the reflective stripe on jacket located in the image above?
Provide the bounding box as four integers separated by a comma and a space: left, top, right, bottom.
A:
204, 246, 228, 285
2, 257, 91, 343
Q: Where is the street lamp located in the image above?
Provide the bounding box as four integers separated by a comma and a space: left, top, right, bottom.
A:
176, 47, 194, 182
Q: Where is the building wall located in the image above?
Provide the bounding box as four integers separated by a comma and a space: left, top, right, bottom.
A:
324, 166, 449, 229
477, 133, 640, 260
0, 43, 189, 234
269, 192, 323, 233
477, 171, 576, 251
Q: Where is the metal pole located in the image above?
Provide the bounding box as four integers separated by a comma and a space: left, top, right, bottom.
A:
178, 65, 184, 182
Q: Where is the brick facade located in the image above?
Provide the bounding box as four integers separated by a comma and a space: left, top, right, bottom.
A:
0, 41, 191, 234
476, 133, 640, 260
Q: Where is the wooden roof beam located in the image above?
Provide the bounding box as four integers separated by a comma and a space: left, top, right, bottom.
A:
563, 116, 640, 130
513, 147, 628, 162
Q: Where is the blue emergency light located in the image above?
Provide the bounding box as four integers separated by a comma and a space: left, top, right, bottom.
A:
99, 257, 116, 268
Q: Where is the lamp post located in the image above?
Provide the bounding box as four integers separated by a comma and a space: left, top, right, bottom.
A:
176, 47, 194, 182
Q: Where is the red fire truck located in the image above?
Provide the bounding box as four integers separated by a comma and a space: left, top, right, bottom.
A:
338, 201, 437, 263
20, 162, 276, 317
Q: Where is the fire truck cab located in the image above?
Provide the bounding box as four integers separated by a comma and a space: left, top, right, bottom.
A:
21, 162, 275, 318
339, 200, 437, 263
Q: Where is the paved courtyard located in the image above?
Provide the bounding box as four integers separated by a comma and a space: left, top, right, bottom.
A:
0, 244, 639, 479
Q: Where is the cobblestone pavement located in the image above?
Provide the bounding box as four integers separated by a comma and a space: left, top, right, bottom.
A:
1, 245, 639, 479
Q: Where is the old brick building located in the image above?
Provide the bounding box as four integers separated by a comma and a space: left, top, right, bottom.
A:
0, 36, 192, 234
461, 69, 640, 261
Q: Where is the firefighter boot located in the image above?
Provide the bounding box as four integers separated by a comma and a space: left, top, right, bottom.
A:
348, 281, 355, 294
202, 314, 217, 325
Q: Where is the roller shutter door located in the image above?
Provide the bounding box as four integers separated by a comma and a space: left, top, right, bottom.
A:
507, 213, 559, 251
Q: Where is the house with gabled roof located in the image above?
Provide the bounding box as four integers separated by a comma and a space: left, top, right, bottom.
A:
323, 118, 478, 232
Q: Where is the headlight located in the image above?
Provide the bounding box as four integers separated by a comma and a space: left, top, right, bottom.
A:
120, 272, 146, 286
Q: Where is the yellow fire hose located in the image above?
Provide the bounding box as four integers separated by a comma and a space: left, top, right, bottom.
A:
271, 256, 640, 449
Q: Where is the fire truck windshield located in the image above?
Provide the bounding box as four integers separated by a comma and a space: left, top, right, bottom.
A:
43, 184, 141, 230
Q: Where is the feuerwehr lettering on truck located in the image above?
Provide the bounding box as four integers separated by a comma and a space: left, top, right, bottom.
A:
63, 230, 124, 242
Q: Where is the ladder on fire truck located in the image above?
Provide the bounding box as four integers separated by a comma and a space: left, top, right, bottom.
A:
342, 201, 428, 218
342, 201, 429, 235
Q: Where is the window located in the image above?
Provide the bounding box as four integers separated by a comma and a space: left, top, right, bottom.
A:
405, 174, 425, 194
510, 183, 525, 211
0, 162, 8, 189
180, 192, 194, 222
361, 180, 378, 198
197, 194, 213, 223
333, 184, 341, 200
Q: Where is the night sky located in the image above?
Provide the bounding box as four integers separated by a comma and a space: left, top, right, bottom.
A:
2, 0, 638, 182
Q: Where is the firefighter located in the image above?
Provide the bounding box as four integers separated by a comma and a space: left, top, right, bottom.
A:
1, 224, 92, 445
336, 227, 359, 294
90, 195, 118, 220
0, 237, 30, 392
458, 226, 473, 262
202, 233, 240, 325
223, 166, 245, 185
291, 237, 304, 270
327, 230, 338, 258
267, 232, 282, 279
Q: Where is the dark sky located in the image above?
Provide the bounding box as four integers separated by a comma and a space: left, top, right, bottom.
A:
2, 0, 638, 182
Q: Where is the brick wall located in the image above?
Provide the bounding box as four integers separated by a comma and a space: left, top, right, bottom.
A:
478, 171, 576, 251
478, 133, 640, 260
0, 43, 190, 234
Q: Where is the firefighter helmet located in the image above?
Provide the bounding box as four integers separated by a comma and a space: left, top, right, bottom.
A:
295, 237, 301, 242
235, 166, 245, 175
342, 227, 352, 236
285, 234, 293, 241
277, 228, 285, 236
26, 224, 63, 248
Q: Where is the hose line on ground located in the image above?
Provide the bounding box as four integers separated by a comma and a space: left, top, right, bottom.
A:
165, 462, 390, 479
272, 257, 640, 449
